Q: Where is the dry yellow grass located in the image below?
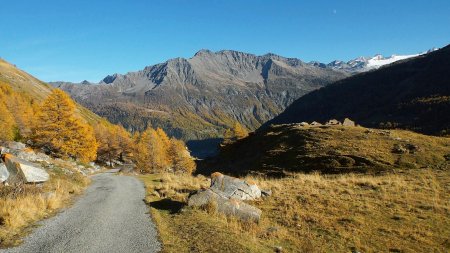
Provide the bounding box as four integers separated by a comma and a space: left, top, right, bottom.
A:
0, 160, 90, 247
140, 167, 450, 252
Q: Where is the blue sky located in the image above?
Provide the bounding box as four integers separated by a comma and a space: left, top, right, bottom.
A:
1, 0, 449, 82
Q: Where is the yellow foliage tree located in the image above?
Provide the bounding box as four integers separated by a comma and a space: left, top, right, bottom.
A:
95, 123, 119, 165
155, 127, 172, 168
222, 122, 249, 145
135, 128, 168, 173
134, 127, 195, 174
95, 122, 134, 165
0, 104, 15, 141
33, 89, 97, 162
6, 94, 37, 139
168, 138, 196, 174
116, 124, 134, 162
0, 81, 39, 141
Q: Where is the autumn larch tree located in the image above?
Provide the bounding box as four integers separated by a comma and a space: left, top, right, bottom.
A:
222, 121, 249, 146
33, 89, 98, 162
168, 137, 196, 174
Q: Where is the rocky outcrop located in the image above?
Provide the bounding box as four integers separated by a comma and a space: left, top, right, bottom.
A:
325, 119, 342, 126
2, 154, 49, 183
210, 172, 261, 200
343, 118, 356, 127
188, 188, 262, 221
188, 172, 264, 221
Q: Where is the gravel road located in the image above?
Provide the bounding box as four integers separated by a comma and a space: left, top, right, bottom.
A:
1, 171, 161, 253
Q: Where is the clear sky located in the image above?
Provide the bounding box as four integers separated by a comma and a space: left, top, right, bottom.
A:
1, 0, 449, 82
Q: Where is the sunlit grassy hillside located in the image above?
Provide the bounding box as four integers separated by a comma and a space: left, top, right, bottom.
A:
0, 59, 103, 125
201, 124, 450, 176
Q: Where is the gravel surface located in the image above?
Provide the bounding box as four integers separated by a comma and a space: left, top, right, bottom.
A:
1, 171, 161, 253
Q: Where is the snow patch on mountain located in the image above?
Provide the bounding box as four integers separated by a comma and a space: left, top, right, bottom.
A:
326, 47, 438, 73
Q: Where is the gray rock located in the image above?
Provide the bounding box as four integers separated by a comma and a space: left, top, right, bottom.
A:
325, 119, 342, 126
299, 122, 309, 126
3, 141, 26, 150
188, 188, 262, 221
2, 154, 49, 183
13, 149, 50, 163
0, 162, 9, 183
343, 118, 356, 127
210, 172, 261, 200
310, 121, 322, 126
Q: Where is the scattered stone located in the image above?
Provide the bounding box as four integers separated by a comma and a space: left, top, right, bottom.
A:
2, 154, 50, 183
310, 121, 322, 126
0, 162, 9, 183
393, 143, 420, 154
299, 122, 309, 126
261, 189, 272, 197
274, 246, 283, 252
325, 119, 342, 126
210, 172, 261, 200
445, 154, 450, 161
188, 188, 262, 221
343, 118, 355, 127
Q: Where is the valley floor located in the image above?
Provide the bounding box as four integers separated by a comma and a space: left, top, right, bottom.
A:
141, 168, 449, 252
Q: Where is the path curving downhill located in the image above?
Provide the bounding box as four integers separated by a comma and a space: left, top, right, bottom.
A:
1, 171, 161, 253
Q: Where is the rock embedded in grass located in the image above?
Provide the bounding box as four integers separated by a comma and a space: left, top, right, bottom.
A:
210, 172, 262, 200
188, 172, 264, 221
188, 188, 262, 221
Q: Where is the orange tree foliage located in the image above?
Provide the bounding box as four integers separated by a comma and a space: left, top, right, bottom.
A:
168, 137, 196, 174
135, 127, 196, 174
0, 81, 38, 141
95, 121, 134, 165
0, 103, 15, 141
222, 121, 249, 145
33, 89, 98, 162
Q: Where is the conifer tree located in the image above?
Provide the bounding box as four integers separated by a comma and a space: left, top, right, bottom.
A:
168, 138, 196, 174
135, 128, 159, 173
33, 89, 97, 162
222, 122, 249, 145
0, 104, 15, 141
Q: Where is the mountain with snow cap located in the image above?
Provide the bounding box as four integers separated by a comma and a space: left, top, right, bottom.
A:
327, 47, 439, 73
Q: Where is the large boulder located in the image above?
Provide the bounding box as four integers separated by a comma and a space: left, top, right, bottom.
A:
210, 172, 261, 200
343, 118, 356, 127
188, 188, 262, 221
2, 154, 49, 183
0, 163, 9, 183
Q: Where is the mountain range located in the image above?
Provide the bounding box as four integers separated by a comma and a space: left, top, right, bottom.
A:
50, 50, 348, 142
51, 48, 437, 144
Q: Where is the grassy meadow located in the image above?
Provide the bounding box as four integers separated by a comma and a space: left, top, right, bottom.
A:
140, 125, 450, 252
